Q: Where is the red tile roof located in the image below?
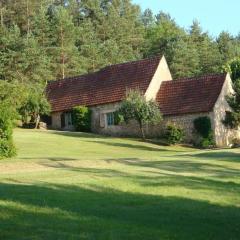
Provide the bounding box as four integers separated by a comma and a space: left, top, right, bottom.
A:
47, 56, 161, 112
157, 74, 227, 116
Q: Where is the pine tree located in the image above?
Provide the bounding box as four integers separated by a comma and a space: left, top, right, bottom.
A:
217, 31, 240, 64
77, 0, 144, 71
0, 0, 50, 34
50, 6, 82, 79
189, 20, 223, 75
141, 8, 155, 28
143, 11, 186, 59
170, 38, 200, 78
0, 26, 50, 84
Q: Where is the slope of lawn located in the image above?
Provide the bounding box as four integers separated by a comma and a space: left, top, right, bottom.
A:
0, 128, 240, 240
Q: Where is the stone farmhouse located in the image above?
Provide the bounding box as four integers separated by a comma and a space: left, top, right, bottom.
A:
46, 56, 239, 147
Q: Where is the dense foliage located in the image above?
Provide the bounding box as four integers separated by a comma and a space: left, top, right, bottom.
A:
0, 104, 16, 158
223, 58, 240, 129
0, 82, 24, 158
164, 124, 184, 145
0, 1, 240, 83
19, 85, 51, 128
193, 117, 214, 148
119, 90, 162, 139
72, 106, 91, 132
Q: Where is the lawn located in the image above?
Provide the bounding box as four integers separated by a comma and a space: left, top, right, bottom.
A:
0, 129, 240, 240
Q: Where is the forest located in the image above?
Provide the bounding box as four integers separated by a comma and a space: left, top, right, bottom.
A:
0, 0, 240, 84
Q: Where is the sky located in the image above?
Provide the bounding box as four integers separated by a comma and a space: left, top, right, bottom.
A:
132, 0, 240, 37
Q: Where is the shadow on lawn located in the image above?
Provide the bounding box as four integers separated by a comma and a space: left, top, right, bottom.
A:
34, 157, 240, 195
189, 151, 240, 162
105, 158, 240, 178
84, 140, 170, 152
0, 182, 240, 240
50, 130, 104, 139
50, 131, 183, 152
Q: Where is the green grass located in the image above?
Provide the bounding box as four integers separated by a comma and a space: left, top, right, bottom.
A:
0, 129, 240, 240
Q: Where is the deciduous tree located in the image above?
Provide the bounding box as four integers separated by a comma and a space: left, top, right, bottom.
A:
119, 89, 162, 139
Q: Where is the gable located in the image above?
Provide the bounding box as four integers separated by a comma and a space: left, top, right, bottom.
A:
145, 55, 172, 101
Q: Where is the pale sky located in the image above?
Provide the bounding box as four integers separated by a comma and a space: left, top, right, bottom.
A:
133, 0, 240, 37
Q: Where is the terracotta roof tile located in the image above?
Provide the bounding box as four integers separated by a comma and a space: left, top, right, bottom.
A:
47, 56, 161, 112
157, 74, 227, 116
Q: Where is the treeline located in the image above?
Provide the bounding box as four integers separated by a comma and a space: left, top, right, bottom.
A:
1, 0, 240, 85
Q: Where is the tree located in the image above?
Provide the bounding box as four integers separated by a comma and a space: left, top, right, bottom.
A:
143, 11, 186, 60
0, 25, 51, 84
50, 6, 82, 79
223, 58, 240, 81
217, 31, 240, 64
19, 85, 51, 128
142, 11, 188, 78
119, 89, 162, 139
141, 8, 155, 28
189, 20, 223, 75
223, 58, 240, 129
0, 0, 50, 33
170, 37, 200, 78
0, 81, 26, 158
76, 0, 144, 72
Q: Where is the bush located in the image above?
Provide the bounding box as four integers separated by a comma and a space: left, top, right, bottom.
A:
231, 138, 240, 148
193, 117, 212, 138
164, 124, 184, 145
0, 108, 16, 158
0, 138, 16, 158
193, 117, 215, 148
113, 111, 124, 125
72, 106, 91, 132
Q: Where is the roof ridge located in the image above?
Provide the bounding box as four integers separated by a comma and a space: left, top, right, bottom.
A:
169, 73, 227, 83
100, 55, 162, 71
48, 55, 162, 85
48, 71, 98, 85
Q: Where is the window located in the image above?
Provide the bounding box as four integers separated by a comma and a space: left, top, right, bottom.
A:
106, 112, 114, 126
65, 112, 73, 126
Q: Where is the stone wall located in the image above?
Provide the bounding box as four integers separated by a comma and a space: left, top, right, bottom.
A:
50, 111, 74, 131
90, 102, 213, 142
155, 112, 214, 142
91, 103, 142, 137
212, 74, 240, 147
51, 112, 61, 129
51, 102, 214, 143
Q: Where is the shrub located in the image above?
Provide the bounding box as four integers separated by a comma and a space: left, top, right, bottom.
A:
0, 138, 16, 158
113, 111, 124, 125
231, 138, 240, 148
72, 106, 91, 132
193, 117, 215, 148
164, 124, 184, 145
193, 117, 212, 138
0, 107, 16, 158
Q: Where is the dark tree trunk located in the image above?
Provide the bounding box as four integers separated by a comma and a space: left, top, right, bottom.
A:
35, 114, 40, 129
139, 121, 145, 140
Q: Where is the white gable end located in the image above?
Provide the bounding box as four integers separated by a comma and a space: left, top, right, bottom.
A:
145, 55, 172, 101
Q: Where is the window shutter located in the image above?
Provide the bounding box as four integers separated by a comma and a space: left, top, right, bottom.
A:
100, 113, 105, 128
